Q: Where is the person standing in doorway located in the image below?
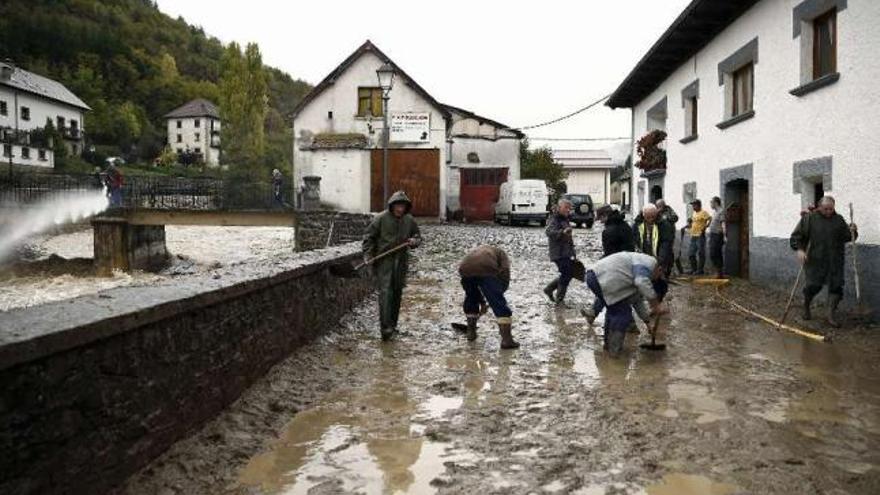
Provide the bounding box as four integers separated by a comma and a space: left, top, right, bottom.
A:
458, 245, 520, 349
790, 196, 857, 327
362, 191, 422, 341
688, 199, 711, 275
543, 198, 576, 306
708, 196, 727, 278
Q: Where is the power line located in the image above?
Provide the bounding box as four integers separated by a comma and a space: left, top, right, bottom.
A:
528, 136, 630, 142
513, 93, 612, 131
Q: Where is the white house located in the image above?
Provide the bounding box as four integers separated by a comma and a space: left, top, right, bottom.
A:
291, 40, 523, 218
608, 0, 880, 313
0, 62, 89, 169
553, 149, 615, 205
164, 98, 221, 167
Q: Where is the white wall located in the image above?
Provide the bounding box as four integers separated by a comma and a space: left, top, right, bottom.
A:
293, 52, 448, 215
630, 0, 880, 244
167, 116, 220, 166
2, 143, 54, 169
305, 149, 371, 212
0, 86, 85, 162
565, 169, 612, 204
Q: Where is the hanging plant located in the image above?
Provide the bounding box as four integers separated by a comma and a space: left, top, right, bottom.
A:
634, 129, 667, 172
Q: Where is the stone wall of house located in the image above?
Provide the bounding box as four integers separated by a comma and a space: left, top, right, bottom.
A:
295, 210, 373, 252
0, 246, 372, 495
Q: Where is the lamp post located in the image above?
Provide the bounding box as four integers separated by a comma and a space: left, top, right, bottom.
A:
376, 62, 395, 204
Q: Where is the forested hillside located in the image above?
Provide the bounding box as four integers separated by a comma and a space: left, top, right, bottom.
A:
0, 0, 311, 171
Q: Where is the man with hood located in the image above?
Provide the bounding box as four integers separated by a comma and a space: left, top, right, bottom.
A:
363, 191, 422, 341
458, 244, 520, 349
597, 205, 634, 257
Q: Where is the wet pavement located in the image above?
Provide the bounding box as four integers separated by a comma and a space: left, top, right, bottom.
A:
121, 224, 880, 495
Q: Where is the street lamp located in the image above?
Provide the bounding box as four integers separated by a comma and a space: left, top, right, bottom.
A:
376, 62, 395, 204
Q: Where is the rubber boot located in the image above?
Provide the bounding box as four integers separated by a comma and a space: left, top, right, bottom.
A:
499, 322, 520, 349
466, 316, 478, 342
543, 279, 558, 302
827, 293, 842, 328
555, 284, 568, 307
581, 307, 596, 325
380, 328, 394, 341
802, 293, 814, 321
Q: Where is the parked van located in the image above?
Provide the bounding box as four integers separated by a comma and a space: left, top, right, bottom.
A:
494, 179, 550, 226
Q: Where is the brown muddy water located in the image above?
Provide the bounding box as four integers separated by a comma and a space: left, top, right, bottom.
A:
121, 224, 880, 495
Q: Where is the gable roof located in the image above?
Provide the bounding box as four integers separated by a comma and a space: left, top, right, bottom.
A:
553, 149, 615, 169
0, 63, 91, 111
442, 103, 525, 139
607, 0, 759, 109
291, 40, 451, 120
164, 98, 220, 119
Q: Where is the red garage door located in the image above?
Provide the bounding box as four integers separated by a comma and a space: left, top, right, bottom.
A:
370, 149, 440, 217
460, 167, 508, 222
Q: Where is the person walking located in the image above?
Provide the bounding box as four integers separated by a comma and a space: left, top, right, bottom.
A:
458, 245, 520, 349
584, 251, 669, 356
543, 198, 576, 305
272, 168, 284, 206
106, 163, 124, 207
597, 205, 634, 257
708, 196, 727, 277
632, 204, 675, 279
790, 196, 857, 327
362, 191, 422, 341
688, 199, 711, 275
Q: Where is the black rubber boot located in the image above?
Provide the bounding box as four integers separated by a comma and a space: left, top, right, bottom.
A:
499, 322, 520, 349
543, 280, 558, 302
466, 316, 478, 342
802, 292, 814, 321
380, 328, 394, 341
555, 284, 568, 307
827, 294, 842, 328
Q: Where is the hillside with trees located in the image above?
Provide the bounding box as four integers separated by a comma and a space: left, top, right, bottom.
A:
0, 0, 311, 175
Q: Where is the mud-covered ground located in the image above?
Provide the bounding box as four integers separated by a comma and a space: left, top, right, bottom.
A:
121, 224, 880, 495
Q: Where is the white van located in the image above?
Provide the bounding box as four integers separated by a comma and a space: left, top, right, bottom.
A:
494, 179, 550, 226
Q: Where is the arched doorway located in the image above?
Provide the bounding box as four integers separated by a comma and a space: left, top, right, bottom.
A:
723, 178, 750, 278
650, 185, 663, 203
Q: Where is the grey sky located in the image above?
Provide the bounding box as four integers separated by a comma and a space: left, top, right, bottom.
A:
156, 0, 691, 152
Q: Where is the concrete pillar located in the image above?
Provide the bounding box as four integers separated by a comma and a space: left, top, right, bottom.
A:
93, 218, 168, 276
302, 176, 321, 211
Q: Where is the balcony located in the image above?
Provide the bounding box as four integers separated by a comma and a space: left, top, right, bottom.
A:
61, 127, 83, 140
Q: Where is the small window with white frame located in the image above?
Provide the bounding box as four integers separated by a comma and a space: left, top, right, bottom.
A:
21, 107, 30, 121
717, 38, 758, 129
680, 79, 699, 142
791, 0, 844, 95
0, 100, 7, 116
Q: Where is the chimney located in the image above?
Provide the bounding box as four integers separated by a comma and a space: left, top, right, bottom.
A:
0, 61, 14, 81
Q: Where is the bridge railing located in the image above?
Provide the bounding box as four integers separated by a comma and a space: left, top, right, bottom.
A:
0, 172, 289, 211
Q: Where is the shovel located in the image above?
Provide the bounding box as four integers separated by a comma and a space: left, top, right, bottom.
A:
779, 242, 809, 329
639, 315, 666, 351
674, 229, 685, 276
848, 203, 871, 318
330, 242, 410, 278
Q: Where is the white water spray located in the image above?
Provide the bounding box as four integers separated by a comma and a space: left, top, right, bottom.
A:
0, 188, 110, 261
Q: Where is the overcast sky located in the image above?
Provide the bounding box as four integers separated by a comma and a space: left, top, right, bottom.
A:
156, 0, 692, 155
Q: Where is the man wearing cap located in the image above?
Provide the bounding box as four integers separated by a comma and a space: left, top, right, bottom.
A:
362, 190, 422, 341
688, 199, 712, 275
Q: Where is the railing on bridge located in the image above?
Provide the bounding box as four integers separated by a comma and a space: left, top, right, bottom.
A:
0, 172, 291, 211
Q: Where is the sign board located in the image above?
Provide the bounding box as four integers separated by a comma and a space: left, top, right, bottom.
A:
390, 112, 430, 143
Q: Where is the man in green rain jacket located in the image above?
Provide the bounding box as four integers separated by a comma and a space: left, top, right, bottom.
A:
363, 191, 422, 341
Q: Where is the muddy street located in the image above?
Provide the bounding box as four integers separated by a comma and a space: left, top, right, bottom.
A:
121, 224, 880, 495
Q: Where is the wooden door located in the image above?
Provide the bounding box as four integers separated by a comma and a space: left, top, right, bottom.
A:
370, 149, 440, 217
460, 167, 508, 222
739, 185, 749, 278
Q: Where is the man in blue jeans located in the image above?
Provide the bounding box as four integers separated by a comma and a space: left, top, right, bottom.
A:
585, 251, 668, 356
458, 245, 519, 349
543, 198, 576, 306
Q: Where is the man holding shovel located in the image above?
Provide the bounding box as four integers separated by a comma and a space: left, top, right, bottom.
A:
790, 196, 857, 327
362, 191, 422, 341
458, 245, 520, 349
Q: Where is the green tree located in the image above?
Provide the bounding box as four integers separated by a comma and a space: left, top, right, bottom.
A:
219, 41, 268, 178
520, 138, 568, 199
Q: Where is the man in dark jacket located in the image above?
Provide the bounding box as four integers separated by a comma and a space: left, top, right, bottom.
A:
458, 245, 519, 349
543, 198, 576, 305
632, 204, 675, 280
790, 196, 857, 327
363, 191, 422, 341
597, 205, 634, 257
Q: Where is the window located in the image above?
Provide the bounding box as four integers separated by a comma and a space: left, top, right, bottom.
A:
194, 132, 200, 142
21, 107, 30, 121
70, 119, 78, 130
2, 144, 10, 157
176, 134, 182, 143
194, 119, 200, 128
731, 63, 754, 117
357, 87, 383, 117
71, 144, 78, 154
0, 101, 6, 116
813, 10, 836, 80
21, 147, 30, 159
38, 149, 47, 161
194, 147, 201, 153
176, 148, 183, 153
177, 120, 182, 129
57, 116, 65, 129
685, 97, 698, 138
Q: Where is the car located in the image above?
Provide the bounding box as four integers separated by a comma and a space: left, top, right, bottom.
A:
562, 193, 594, 228
494, 180, 550, 226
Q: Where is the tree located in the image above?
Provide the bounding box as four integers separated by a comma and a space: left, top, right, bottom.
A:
520, 138, 568, 199
219, 42, 267, 179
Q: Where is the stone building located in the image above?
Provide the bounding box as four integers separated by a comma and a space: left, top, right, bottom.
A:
164, 98, 221, 167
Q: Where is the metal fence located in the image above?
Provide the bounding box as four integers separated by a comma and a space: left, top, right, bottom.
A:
0, 172, 289, 211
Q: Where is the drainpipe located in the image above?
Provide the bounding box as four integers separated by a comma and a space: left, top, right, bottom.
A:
290, 117, 296, 208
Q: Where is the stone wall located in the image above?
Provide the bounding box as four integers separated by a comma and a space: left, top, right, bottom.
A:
92, 217, 168, 276
294, 210, 373, 252
0, 246, 372, 495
